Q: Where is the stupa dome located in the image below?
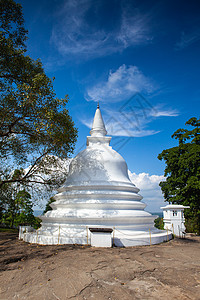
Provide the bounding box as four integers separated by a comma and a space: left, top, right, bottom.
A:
63, 104, 135, 188
65, 146, 134, 186
22, 104, 171, 246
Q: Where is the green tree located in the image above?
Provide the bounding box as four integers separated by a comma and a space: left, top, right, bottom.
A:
1, 187, 36, 228
43, 197, 56, 214
154, 217, 164, 230
14, 189, 35, 225
0, 169, 37, 228
0, 0, 77, 190
0, 182, 14, 227
158, 117, 200, 234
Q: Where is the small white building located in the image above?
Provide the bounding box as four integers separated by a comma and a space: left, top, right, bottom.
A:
161, 205, 190, 237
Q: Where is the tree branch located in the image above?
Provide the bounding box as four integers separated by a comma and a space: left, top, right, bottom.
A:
0, 116, 25, 137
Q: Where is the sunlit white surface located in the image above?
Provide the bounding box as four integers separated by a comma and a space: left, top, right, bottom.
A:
23, 106, 171, 246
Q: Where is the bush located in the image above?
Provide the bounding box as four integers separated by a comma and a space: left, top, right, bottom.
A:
154, 217, 164, 230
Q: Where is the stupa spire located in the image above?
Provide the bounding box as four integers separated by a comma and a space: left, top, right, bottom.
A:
90, 103, 107, 137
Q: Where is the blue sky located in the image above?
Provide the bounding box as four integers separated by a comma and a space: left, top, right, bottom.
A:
18, 0, 200, 211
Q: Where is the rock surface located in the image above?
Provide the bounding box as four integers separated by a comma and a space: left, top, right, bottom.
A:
0, 232, 200, 299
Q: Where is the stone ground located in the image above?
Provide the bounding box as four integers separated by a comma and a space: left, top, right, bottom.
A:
0, 232, 199, 300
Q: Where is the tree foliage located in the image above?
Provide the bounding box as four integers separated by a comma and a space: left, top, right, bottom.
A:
0, 0, 77, 191
43, 197, 56, 214
154, 217, 164, 230
0, 169, 37, 228
158, 117, 200, 234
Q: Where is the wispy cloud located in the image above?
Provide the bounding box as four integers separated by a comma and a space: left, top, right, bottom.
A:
81, 112, 160, 138
81, 105, 158, 138
117, 6, 153, 47
50, 0, 152, 58
85, 64, 156, 103
82, 64, 179, 137
149, 107, 179, 117
82, 105, 179, 137
176, 29, 200, 50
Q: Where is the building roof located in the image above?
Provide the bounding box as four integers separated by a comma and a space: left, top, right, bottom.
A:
161, 204, 190, 210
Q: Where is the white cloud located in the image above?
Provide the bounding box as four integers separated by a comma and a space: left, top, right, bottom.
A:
82, 67, 179, 137
128, 170, 166, 212
117, 8, 153, 47
176, 29, 200, 50
25, 156, 71, 210
149, 107, 179, 117
50, 0, 152, 58
106, 126, 159, 137
85, 64, 156, 103
81, 107, 160, 137
81, 103, 179, 136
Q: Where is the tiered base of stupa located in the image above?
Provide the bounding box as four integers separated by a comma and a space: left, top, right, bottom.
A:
22, 181, 172, 246
23, 222, 171, 246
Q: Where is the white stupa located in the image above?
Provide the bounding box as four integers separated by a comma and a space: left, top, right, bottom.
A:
22, 105, 171, 246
